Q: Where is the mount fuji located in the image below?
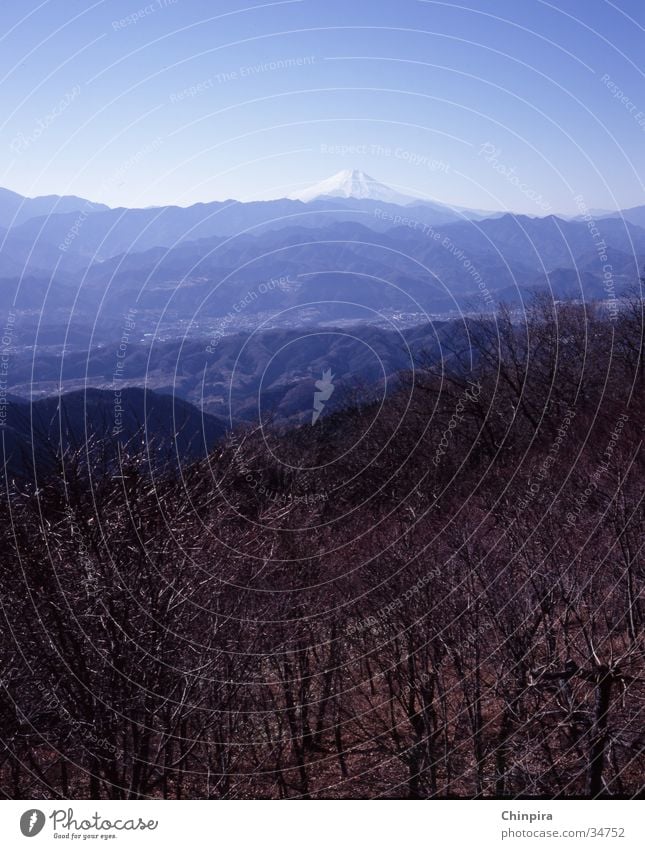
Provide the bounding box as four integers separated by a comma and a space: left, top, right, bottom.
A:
289, 169, 421, 205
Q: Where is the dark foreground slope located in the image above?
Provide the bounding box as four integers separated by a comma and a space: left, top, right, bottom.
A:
0, 298, 643, 799
1, 387, 226, 478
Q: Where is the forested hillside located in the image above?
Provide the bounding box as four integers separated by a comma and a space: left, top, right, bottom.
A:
1, 297, 643, 799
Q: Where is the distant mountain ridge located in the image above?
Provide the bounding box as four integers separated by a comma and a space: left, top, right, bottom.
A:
0, 194, 469, 269
2, 215, 643, 337
0, 187, 108, 229
0, 179, 643, 346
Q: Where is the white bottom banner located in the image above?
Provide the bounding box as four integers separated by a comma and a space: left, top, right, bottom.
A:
0, 800, 643, 848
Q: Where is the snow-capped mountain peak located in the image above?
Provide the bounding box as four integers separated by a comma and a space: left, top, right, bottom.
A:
289, 169, 416, 205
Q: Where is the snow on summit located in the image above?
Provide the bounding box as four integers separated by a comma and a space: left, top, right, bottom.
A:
289, 169, 417, 205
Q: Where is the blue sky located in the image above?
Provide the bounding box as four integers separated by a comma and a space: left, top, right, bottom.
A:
1, 0, 644, 214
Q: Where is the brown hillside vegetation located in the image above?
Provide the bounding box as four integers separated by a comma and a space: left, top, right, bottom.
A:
1, 297, 643, 799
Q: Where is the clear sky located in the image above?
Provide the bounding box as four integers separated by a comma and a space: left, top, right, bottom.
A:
1, 0, 644, 215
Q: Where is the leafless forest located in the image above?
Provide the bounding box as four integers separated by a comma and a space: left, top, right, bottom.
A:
1, 297, 643, 799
